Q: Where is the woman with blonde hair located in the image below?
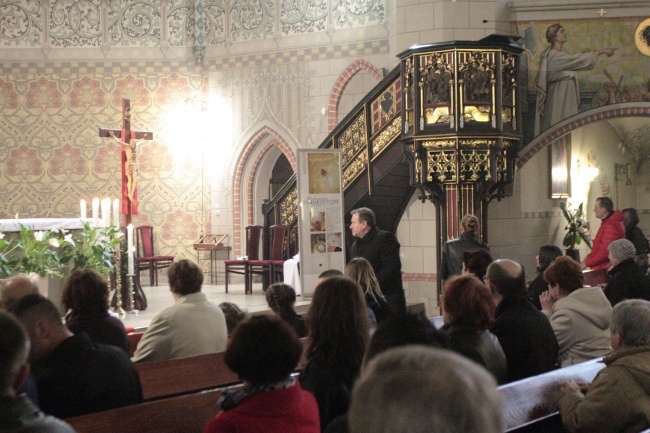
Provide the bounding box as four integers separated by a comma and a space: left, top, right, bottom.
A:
346, 257, 391, 323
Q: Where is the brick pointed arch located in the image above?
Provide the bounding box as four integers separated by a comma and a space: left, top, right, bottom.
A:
517, 103, 650, 169
327, 60, 383, 132
232, 127, 296, 256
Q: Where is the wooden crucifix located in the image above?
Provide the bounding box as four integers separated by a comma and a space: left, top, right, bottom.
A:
99, 98, 153, 226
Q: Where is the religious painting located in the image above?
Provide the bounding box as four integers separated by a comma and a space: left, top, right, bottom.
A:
296, 149, 346, 297
517, 18, 648, 140
549, 134, 571, 199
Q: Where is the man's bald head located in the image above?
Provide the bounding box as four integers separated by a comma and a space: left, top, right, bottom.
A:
0, 276, 39, 310
486, 259, 526, 298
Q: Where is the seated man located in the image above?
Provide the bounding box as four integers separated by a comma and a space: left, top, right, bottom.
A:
558, 299, 650, 433
9, 295, 142, 419
348, 346, 502, 433
486, 259, 559, 382
0, 310, 76, 432
0, 275, 38, 310
132, 259, 228, 362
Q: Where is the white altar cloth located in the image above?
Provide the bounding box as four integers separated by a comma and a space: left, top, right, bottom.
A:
0, 218, 96, 232
283, 254, 301, 296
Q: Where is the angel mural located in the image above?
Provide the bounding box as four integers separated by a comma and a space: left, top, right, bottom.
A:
534, 23, 617, 136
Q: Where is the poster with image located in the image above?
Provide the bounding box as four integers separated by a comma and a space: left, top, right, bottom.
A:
297, 149, 346, 297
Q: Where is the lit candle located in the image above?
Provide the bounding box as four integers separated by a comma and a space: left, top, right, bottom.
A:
92, 198, 99, 226
80, 199, 87, 219
101, 198, 111, 227
127, 224, 135, 275
113, 199, 120, 227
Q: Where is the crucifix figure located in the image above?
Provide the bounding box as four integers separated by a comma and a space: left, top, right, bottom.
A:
99, 98, 153, 226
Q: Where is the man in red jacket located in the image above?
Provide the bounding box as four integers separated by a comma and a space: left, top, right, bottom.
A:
581, 197, 624, 271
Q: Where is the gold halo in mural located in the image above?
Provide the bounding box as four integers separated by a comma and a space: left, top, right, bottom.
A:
634, 18, 650, 57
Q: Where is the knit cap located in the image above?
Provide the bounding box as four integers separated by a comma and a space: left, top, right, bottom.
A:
607, 239, 636, 262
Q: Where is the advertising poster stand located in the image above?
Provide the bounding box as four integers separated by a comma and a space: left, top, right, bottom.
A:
296, 149, 346, 297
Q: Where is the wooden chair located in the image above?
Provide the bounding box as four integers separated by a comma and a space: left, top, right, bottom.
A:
135, 226, 175, 286
224, 225, 262, 294
248, 225, 287, 292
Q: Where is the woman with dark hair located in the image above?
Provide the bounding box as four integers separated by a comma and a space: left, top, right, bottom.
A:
440, 214, 489, 283
346, 257, 391, 324
541, 256, 612, 366
528, 245, 563, 309
299, 275, 370, 430
204, 315, 319, 433
623, 207, 649, 272
440, 275, 507, 384
265, 283, 306, 338
62, 268, 130, 353
462, 248, 493, 282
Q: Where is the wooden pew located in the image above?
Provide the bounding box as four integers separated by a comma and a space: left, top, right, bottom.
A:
136, 351, 239, 401
127, 331, 144, 357
135, 338, 308, 401
499, 358, 606, 432
66, 386, 230, 433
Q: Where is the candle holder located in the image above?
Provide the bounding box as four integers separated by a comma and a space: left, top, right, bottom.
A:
115, 271, 126, 315
127, 274, 139, 314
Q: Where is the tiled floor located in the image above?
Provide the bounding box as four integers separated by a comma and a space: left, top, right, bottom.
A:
116, 278, 312, 331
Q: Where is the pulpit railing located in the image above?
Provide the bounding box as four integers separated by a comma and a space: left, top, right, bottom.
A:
262, 65, 403, 258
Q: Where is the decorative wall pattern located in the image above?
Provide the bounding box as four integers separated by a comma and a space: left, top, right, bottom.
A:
0, 61, 209, 260
0, 0, 385, 56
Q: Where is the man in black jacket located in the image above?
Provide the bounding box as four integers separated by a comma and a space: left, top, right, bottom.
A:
486, 259, 559, 382
605, 239, 650, 306
349, 207, 406, 315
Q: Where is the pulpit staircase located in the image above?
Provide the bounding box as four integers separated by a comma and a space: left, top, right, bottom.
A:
262, 65, 413, 257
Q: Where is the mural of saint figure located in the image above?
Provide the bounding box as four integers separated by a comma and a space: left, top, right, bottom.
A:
534, 23, 617, 136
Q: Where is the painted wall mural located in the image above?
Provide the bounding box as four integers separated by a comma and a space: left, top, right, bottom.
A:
518, 18, 650, 139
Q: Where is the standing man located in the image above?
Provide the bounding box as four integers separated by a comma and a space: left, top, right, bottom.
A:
349, 207, 406, 315
582, 197, 625, 271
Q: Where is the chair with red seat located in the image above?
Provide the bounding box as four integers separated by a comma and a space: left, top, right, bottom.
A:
248, 225, 287, 292
224, 225, 263, 294
135, 225, 175, 286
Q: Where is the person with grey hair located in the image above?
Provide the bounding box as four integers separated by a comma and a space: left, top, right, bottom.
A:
0, 275, 39, 310
349, 207, 406, 315
558, 299, 650, 432
348, 345, 503, 433
132, 260, 228, 363
0, 311, 77, 432
604, 238, 650, 306
486, 259, 559, 382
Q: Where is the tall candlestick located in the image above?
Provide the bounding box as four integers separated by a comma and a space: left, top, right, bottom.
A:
127, 224, 135, 275
113, 199, 120, 227
80, 199, 87, 219
92, 198, 99, 226
101, 198, 111, 227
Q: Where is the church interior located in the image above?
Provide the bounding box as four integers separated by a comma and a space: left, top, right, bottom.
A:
1, 0, 649, 320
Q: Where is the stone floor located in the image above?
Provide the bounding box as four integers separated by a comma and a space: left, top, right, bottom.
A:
116, 277, 311, 331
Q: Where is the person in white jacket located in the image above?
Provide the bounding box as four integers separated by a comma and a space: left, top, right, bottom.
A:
540, 256, 612, 366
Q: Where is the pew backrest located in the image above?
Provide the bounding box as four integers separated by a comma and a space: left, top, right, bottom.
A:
66, 386, 229, 433
136, 351, 239, 401
498, 358, 606, 432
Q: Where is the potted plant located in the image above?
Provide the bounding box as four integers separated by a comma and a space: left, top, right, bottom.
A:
70, 222, 123, 275
559, 201, 592, 261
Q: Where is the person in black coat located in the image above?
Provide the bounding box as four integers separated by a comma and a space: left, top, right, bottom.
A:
623, 208, 650, 273
349, 207, 406, 316
486, 259, 559, 383
527, 245, 563, 309
604, 239, 650, 306
440, 214, 489, 283
265, 283, 306, 338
